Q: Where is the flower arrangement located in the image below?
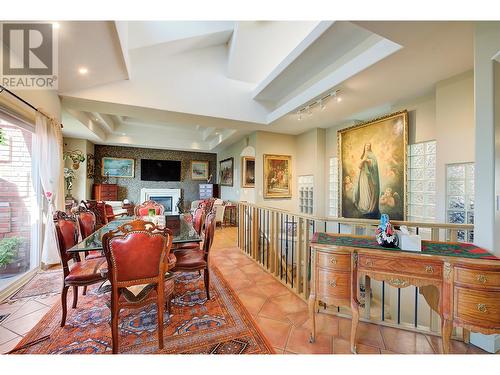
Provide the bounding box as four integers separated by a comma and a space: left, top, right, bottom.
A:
375, 214, 399, 248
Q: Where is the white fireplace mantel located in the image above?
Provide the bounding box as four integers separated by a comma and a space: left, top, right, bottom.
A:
139, 188, 181, 214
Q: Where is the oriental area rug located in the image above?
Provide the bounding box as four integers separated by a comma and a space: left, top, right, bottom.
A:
11, 267, 274, 354
9, 269, 63, 301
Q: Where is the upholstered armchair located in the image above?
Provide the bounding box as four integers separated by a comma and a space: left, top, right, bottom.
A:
134, 200, 165, 217
101, 220, 176, 354
53, 211, 107, 327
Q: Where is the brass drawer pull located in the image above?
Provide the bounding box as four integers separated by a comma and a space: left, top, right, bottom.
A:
365, 260, 373, 267
425, 265, 434, 274
476, 274, 488, 284
477, 304, 488, 313
330, 257, 337, 264
329, 280, 337, 288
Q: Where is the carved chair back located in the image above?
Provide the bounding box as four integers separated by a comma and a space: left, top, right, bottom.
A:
102, 220, 173, 288
202, 211, 216, 261
74, 206, 96, 239
192, 207, 204, 235
82, 200, 107, 228
53, 211, 81, 277
134, 200, 165, 217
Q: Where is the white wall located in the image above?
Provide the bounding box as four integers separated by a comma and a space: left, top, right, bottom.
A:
217, 133, 257, 203
63, 138, 93, 202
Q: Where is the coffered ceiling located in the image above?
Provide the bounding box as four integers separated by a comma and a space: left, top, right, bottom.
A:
57, 21, 473, 152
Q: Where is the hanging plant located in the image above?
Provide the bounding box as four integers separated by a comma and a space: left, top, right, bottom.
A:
63, 149, 86, 169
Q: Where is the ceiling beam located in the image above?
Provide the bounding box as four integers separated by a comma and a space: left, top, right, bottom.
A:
65, 109, 107, 141
202, 127, 217, 141
93, 112, 116, 133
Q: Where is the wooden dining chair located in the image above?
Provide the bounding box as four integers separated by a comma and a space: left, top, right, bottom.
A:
171, 210, 216, 300
134, 200, 165, 216
74, 206, 102, 259
102, 220, 175, 354
53, 211, 107, 327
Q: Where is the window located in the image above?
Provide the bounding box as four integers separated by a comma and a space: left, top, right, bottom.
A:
0, 119, 40, 293
407, 140, 436, 222
298, 175, 313, 215
446, 162, 474, 242
328, 157, 339, 217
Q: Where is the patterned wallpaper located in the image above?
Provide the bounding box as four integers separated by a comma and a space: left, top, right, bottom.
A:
94, 145, 217, 208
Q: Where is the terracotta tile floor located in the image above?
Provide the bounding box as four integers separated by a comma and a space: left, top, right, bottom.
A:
0, 226, 491, 354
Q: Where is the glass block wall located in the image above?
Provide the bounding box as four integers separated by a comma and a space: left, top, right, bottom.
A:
407, 140, 437, 222
298, 175, 314, 215
446, 162, 474, 242
328, 157, 339, 217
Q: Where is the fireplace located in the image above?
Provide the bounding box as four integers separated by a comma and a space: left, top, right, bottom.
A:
139, 188, 181, 214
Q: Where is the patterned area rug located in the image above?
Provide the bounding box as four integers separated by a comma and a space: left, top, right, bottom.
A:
312, 233, 499, 260
9, 269, 63, 301
11, 266, 274, 354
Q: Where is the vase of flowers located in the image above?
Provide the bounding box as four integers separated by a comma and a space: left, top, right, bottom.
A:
63, 150, 86, 170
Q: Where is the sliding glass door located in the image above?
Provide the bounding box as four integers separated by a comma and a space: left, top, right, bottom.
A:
0, 117, 40, 293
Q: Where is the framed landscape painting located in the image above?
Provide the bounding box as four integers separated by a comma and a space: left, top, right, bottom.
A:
191, 160, 209, 180
338, 110, 408, 220
263, 154, 292, 199
101, 157, 135, 178
219, 157, 234, 186
241, 156, 255, 188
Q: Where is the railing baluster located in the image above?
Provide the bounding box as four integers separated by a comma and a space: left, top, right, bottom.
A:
414, 286, 419, 328
381, 281, 385, 321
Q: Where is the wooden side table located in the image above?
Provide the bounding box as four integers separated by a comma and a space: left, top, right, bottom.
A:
223, 204, 237, 227
122, 203, 135, 216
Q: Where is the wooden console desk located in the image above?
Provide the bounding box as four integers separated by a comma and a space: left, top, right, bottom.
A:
309, 233, 500, 354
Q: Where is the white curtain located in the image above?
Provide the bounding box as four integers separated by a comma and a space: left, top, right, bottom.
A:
35, 112, 64, 266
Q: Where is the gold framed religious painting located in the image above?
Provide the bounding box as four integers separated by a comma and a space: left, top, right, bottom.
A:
263, 154, 292, 199
241, 156, 255, 188
338, 110, 408, 220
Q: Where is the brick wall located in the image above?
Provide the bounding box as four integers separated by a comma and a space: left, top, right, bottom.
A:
0, 124, 33, 274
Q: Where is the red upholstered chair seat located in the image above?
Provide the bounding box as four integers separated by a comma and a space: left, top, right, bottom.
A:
173, 248, 207, 269
65, 258, 107, 284
84, 250, 104, 260
174, 242, 200, 251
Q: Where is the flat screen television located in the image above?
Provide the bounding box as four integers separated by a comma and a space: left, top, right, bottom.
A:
140, 159, 181, 181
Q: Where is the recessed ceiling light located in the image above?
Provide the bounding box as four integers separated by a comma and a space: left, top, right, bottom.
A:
53, 22, 60, 29
336, 96, 342, 103
121, 133, 126, 136
78, 67, 88, 75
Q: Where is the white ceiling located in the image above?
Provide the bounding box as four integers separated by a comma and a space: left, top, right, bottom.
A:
57, 21, 474, 152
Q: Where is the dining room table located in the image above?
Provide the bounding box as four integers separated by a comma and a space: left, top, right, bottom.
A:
67, 214, 202, 255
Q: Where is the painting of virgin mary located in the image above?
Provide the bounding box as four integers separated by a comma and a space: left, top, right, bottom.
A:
338, 111, 408, 220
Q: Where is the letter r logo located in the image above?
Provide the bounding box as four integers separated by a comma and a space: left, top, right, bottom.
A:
2, 23, 53, 75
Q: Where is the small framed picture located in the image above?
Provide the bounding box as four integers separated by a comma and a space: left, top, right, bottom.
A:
191, 160, 209, 180
241, 156, 255, 188
263, 154, 292, 199
101, 157, 135, 178
219, 157, 234, 186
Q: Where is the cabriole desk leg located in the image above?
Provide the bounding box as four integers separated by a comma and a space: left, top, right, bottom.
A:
308, 294, 316, 343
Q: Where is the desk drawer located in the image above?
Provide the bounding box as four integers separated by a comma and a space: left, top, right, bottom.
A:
316, 269, 350, 300
359, 254, 442, 279
317, 251, 350, 271
455, 267, 500, 289
454, 287, 500, 327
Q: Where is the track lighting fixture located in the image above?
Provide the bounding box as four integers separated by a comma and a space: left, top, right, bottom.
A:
295, 89, 341, 120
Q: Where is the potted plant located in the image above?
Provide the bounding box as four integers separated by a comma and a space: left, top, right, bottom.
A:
63, 150, 86, 170
0, 237, 23, 275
